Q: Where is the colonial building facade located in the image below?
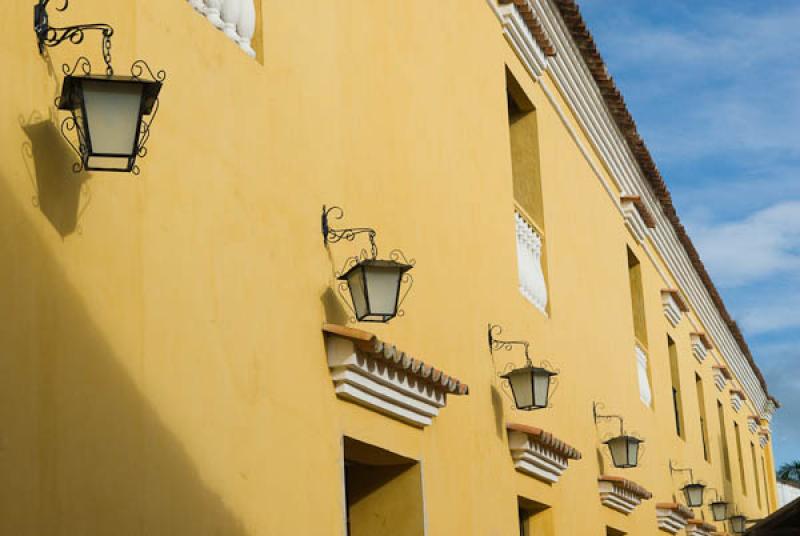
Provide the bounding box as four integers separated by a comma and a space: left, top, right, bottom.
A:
0, 0, 779, 534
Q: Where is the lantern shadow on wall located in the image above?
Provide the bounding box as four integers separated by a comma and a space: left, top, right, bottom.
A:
20, 111, 91, 237
35, 0, 166, 175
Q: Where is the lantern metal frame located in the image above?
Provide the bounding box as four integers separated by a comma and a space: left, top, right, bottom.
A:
706, 487, 730, 522
729, 513, 748, 534
35, 0, 114, 66
55, 57, 166, 174
35, 0, 166, 175
669, 461, 707, 507
488, 324, 558, 411
593, 402, 644, 469
322, 205, 415, 322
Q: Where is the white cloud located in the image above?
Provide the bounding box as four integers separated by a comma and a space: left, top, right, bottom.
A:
688, 201, 800, 288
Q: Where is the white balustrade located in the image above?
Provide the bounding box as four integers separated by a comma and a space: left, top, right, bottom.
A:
515, 211, 548, 314
188, 0, 257, 57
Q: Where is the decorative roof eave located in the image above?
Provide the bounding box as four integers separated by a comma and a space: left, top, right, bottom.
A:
507, 423, 582, 460
621, 195, 657, 228
691, 332, 714, 350
656, 502, 695, 519
599, 476, 652, 500
687, 519, 718, 535
713, 364, 733, 380
661, 288, 690, 312
323, 324, 469, 395
499, 0, 557, 56
730, 389, 747, 400
549, 0, 778, 408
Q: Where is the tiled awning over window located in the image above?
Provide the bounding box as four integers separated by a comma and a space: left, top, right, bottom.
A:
506, 423, 581, 484
323, 324, 468, 427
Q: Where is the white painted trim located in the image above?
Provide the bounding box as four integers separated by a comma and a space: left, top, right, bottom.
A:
713, 368, 727, 392
690, 334, 708, 363
507, 430, 572, 484
686, 524, 713, 536
325, 337, 451, 428
515, 211, 548, 314
656, 508, 691, 534
731, 392, 744, 413
513, 0, 773, 415
497, 1, 548, 77
621, 196, 649, 243
598, 480, 645, 515
662, 291, 683, 328
636, 344, 652, 407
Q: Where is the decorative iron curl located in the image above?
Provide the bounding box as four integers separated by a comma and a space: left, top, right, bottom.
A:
389, 249, 415, 267
395, 271, 414, 317
322, 205, 379, 259
131, 60, 167, 82
59, 116, 86, 173
487, 324, 532, 365
62, 55, 92, 77
35, 0, 114, 73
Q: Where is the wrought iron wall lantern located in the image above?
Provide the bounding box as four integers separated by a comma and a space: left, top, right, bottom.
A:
592, 402, 643, 468
706, 488, 729, 521
35, 0, 166, 174
729, 512, 747, 534
322, 206, 415, 323
669, 461, 706, 507
488, 324, 557, 411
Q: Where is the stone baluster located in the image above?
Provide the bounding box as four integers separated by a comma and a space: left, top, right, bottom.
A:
237, 0, 257, 57
203, 0, 225, 29
221, 0, 242, 41
188, 0, 206, 14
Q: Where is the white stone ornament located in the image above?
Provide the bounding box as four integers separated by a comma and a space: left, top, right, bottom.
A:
515, 211, 548, 314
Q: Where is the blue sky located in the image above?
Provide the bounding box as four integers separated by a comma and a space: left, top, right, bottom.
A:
579, 0, 800, 467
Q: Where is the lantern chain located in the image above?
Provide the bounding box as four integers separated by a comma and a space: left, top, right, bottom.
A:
35, 0, 115, 76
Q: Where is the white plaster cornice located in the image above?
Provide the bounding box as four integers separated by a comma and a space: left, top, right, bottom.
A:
486, 0, 772, 415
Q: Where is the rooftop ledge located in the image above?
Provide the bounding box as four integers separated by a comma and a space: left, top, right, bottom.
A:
322, 324, 468, 428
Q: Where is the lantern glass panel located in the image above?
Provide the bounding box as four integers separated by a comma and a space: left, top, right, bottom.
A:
506, 368, 534, 409
58, 74, 163, 173
730, 515, 746, 533
502, 367, 554, 410
364, 263, 403, 317
339, 260, 411, 322
345, 266, 369, 320
683, 483, 705, 507
82, 80, 143, 163
606, 435, 641, 468
711, 501, 729, 521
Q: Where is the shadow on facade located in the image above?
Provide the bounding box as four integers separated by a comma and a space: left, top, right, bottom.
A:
0, 176, 247, 534
20, 113, 89, 238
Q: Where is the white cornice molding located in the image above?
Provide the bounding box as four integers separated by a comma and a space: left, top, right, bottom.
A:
656, 504, 693, 534
598, 480, 645, 514
325, 336, 450, 427
514, 0, 772, 415
507, 429, 572, 483
495, 0, 549, 77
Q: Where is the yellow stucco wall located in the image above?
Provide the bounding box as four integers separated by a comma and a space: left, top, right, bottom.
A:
0, 1, 777, 534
